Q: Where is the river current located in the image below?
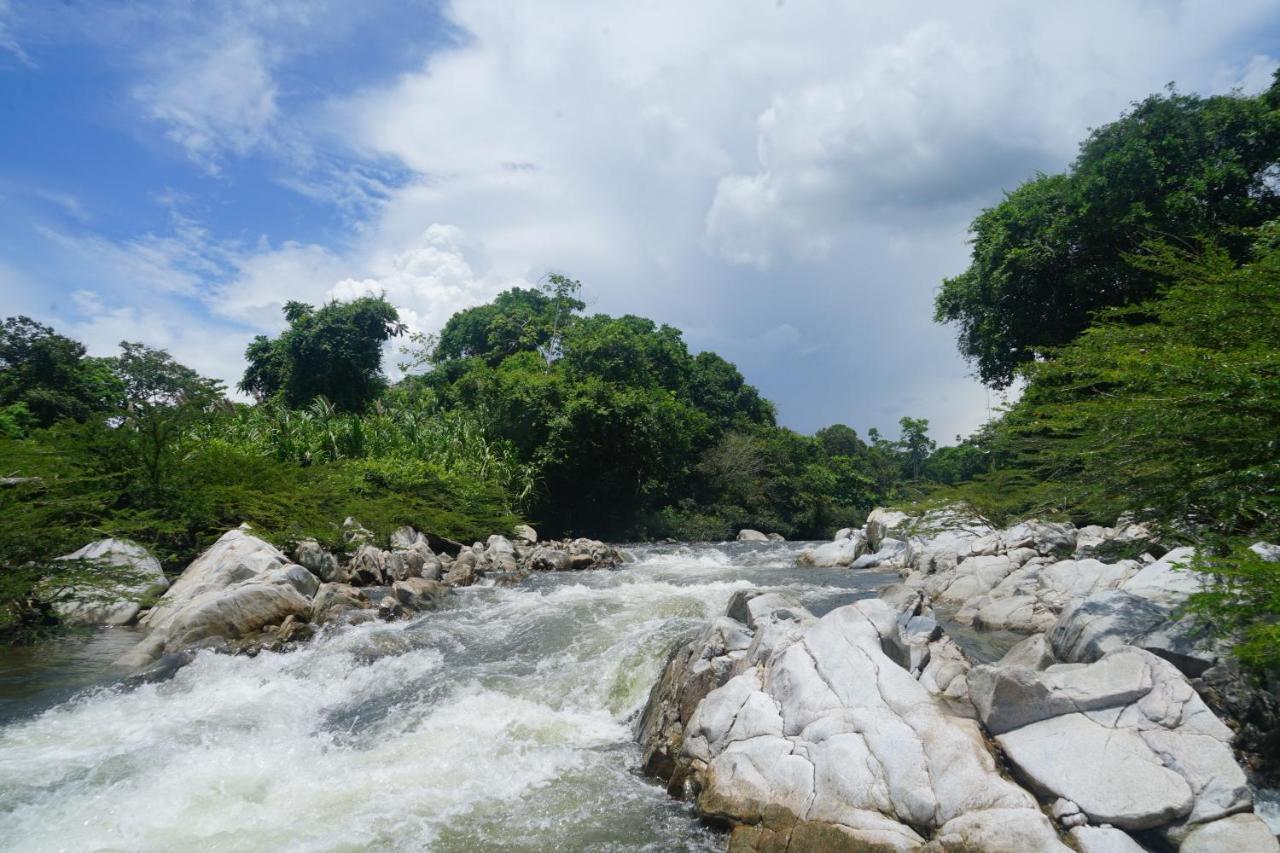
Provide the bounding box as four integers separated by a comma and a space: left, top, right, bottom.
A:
0, 541, 899, 852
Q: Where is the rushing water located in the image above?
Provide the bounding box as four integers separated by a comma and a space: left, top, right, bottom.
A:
0, 541, 899, 852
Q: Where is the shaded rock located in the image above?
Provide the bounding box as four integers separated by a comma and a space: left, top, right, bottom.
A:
346, 544, 389, 586
526, 546, 572, 572
997, 634, 1057, 671
865, 507, 911, 550
637, 617, 752, 790
513, 523, 538, 545
51, 538, 168, 626
293, 539, 339, 582
341, 516, 373, 546
1049, 591, 1171, 663
390, 577, 447, 613
1065, 826, 1148, 852
444, 548, 480, 587
1002, 520, 1077, 557
389, 525, 426, 551
309, 582, 371, 625
276, 614, 314, 644
851, 538, 909, 570
767, 533, 785, 542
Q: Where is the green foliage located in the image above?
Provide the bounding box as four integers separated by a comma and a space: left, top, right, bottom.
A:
425, 285, 786, 537
241, 296, 406, 412
432, 276, 584, 366
1185, 542, 1280, 669
0, 316, 123, 429
937, 74, 1280, 387
1000, 231, 1280, 535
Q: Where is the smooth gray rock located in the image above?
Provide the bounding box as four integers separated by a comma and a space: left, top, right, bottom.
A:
1066, 826, 1148, 852
309, 582, 371, 625
1120, 547, 1201, 607
997, 712, 1194, 830
1177, 813, 1279, 853
923, 808, 1069, 852
1049, 591, 1171, 662
1002, 520, 1078, 556
512, 523, 538, 545
51, 538, 168, 626
864, 507, 912, 550
293, 539, 339, 582
985, 648, 1250, 832
797, 535, 866, 567
117, 527, 319, 667
997, 634, 1057, 670
736, 529, 769, 542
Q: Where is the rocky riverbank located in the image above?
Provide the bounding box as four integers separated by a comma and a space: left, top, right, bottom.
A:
639, 509, 1280, 852
45, 521, 623, 670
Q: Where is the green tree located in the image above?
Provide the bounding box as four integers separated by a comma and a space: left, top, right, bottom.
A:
0, 316, 122, 428
896, 416, 936, 482
432, 277, 585, 367
936, 74, 1280, 387
241, 296, 405, 412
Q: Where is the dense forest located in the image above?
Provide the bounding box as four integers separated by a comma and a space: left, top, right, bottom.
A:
3, 72, 1279, 664
928, 73, 1280, 667
0, 282, 955, 638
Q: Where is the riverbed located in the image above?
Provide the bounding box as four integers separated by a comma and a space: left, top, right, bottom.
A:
0, 541, 900, 852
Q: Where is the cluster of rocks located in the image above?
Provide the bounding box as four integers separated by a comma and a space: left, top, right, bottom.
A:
640, 508, 1280, 851
50, 520, 621, 670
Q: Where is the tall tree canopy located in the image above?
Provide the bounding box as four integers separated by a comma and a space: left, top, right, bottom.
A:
0, 316, 121, 428
419, 278, 795, 535
936, 72, 1280, 387
241, 296, 405, 412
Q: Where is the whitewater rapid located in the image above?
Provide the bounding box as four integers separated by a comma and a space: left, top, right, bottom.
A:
0, 542, 898, 852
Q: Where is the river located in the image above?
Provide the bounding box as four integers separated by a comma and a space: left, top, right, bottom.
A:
0, 541, 901, 852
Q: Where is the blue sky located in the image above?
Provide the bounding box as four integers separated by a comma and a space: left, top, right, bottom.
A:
1, 1, 1278, 441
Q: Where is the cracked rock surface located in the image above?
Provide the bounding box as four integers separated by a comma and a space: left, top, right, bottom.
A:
640, 593, 1067, 851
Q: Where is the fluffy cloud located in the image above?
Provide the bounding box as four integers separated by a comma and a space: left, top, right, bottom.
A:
327, 224, 517, 336
10, 0, 1280, 442
321, 0, 1276, 438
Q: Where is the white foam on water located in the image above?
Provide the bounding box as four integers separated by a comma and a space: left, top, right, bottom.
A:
0, 541, 882, 852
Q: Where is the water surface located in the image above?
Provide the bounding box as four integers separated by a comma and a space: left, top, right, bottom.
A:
0, 541, 896, 852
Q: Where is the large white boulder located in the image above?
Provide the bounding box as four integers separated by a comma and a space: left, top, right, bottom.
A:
117, 527, 319, 667
736, 529, 770, 542
1119, 546, 1201, 607
668, 598, 1060, 849
797, 534, 867, 568
1001, 520, 1078, 557
50, 538, 168, 626
865, 507, 912, 550
972, 647, 1254, 834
